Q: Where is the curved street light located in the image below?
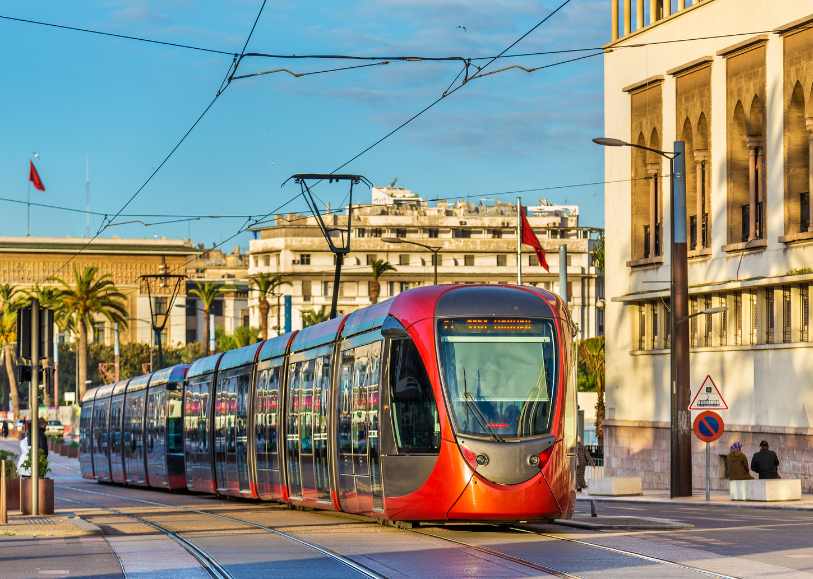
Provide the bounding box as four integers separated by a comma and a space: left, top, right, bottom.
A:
382, 237, 442, 285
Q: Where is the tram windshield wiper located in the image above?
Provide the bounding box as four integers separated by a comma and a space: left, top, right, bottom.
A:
462, 369, 504, 443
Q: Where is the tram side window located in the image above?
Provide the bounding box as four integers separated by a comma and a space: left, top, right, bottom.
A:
167, 390, 183, 454
389, 338, 440, 454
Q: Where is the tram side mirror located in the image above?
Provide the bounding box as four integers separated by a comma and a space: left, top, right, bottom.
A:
381, 316, 409, 339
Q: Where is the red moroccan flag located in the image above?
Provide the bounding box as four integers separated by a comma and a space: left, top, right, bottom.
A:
520, 205, 549, 271
29, 161, 46, 191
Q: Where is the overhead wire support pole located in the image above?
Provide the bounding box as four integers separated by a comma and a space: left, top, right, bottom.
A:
283, 174, 372, 320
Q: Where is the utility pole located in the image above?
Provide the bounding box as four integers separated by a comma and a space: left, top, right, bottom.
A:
516, 197, 523, 285
30, 299, 40, 516
114, 322, 121, 382
559, 244, 569, 304
670, 141, 692, 498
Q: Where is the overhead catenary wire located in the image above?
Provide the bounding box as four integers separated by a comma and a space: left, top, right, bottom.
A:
2, 12, 805, 65
40, 0, 269, 282
325, 0, 575, 179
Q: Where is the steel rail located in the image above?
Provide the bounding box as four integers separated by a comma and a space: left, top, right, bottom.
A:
410, 528, 578, 578
59, 494, 231, 579
62, 485, 383, 578
514, 525, 738, 579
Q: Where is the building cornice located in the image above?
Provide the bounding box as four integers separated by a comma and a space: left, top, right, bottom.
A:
0, 236, 197, 256
622, 75, 664, 94
603, 0, 718, 49
612, 270, 813, 303
774, 14, 813, 36
716, 34, 770, 58
667, 56, 714, 77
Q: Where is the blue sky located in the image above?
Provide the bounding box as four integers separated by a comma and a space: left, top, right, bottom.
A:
0, 0, 607, 247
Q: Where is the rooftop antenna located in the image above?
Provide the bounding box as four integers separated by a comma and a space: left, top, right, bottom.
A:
85, 156, 91, 237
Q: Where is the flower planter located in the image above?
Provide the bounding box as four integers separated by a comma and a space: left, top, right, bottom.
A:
3, 478, 20, 512
20, 478, 54, 515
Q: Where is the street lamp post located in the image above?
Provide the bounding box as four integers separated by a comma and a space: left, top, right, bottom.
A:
382, 237, 442, 285
594, 136, 692, 498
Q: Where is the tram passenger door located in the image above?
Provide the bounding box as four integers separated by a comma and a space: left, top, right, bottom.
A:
312, 355, 331, 502
337, 341, 383, 514
285, 362, 303, 498
235, 369, 251, 494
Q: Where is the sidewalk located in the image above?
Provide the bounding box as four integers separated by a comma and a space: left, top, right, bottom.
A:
578, 488, 813, 510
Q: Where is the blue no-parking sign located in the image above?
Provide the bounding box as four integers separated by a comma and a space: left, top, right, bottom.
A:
693, 410, 725, 443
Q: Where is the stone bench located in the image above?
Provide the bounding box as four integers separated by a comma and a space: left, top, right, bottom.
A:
729, 479, 802, 502
588, 477, 643, 497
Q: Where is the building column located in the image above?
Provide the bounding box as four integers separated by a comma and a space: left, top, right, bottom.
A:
678, 0, 686, 8
695, 150, 709, 248
624, 0, 632, 35
791, 286, 803, 343
649, 0, 659, 23
648, 163, 660, 257
636, 0, 644, 30
747, 139, 761, 241
664, 0, 673, 16
611, 0, 619, 41
806, 118, 813, 231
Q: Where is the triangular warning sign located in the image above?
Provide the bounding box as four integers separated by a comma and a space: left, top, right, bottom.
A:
689, 375, 728, 410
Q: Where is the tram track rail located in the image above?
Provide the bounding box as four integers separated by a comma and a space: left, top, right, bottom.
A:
60, 485, 384, 579
513, 525, 738, 579
410, 527, 578, 578
59, 494, 232, 579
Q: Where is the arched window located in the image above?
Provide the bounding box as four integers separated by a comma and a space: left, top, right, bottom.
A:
786, 81, 809, 234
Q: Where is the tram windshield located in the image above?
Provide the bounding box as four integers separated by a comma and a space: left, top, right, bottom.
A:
438, 317, 556, 439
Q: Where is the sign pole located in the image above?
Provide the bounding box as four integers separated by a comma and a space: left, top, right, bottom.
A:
705, 442, 710, 502
30, 298, 39, 517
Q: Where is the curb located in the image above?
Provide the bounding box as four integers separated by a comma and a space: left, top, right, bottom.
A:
554, 516, 694, 531
66, 516, 102, 535
578, 495, 813, 512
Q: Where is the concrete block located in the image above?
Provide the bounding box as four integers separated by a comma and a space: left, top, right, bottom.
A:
588, 477, 643, 496
729, 479, 802, 501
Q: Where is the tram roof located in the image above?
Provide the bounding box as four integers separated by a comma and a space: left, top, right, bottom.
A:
187, 352, 223, 378
149, 364, 189, 387
291, 316, 343, 353
92, 383, 116, 400
82, 385, 102, 403
112, 379, 130, 397
341, 299, 393, 339
219, 342, 263, 371
127, 373, 150, 393
259, 332, 294, 361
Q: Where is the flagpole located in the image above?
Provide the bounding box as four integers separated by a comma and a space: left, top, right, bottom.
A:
26, 178, 31, 237
516, 196, 522, 285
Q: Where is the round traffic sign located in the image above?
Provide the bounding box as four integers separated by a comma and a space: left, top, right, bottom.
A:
693, 411, 725, 443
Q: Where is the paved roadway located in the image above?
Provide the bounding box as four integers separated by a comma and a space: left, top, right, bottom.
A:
3, 439, 813, 578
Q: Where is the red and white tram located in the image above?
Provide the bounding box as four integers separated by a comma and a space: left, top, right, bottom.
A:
80, 284, 578, 523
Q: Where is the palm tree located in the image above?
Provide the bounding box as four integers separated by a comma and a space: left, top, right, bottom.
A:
54, 267, 128, 401
369, 259, 396, 304
251, 274, 289, 339
0, 283, 21, 420
19, 284, 66, 407
189, 282, 221, 355
301, 307, 330, 328
578, 337, 605, 448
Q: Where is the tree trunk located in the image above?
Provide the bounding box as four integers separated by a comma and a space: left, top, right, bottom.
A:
42, 358, 51, 408
201, 308, 210, 354
370, 280, 380, 304
595, 376, 605, 449
77, 322, 89, 401
4, 345, 19, 420
258, 298, 269, 340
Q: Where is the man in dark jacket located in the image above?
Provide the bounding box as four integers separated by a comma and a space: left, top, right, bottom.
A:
751, 440, 779, 479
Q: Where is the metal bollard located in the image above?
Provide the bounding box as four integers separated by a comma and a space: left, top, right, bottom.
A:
590, 499, 598, 518
1, 459, 7, 524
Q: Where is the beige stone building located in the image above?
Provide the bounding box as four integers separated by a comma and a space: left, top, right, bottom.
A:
603, 1, 813, 491
185, 246, 250, 345
248, 186, 603, 336
0, 236, 197, 348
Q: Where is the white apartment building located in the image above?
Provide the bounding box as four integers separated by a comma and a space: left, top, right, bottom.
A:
603, 0, 813, 491
248, 187, 603, 336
